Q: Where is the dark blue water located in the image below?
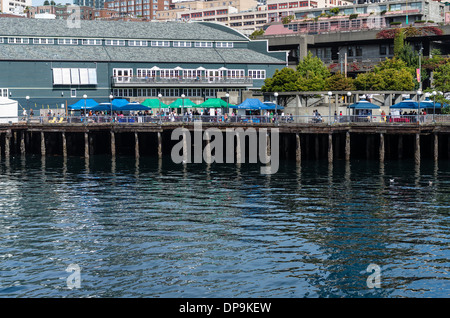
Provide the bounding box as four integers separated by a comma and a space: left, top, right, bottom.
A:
0, 155, 449, 298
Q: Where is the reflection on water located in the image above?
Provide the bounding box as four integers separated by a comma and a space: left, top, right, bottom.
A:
0, 155, 449, 298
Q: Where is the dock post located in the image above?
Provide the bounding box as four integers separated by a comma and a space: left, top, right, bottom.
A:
111, 131, 116, 157
62, 132, 67, 158
379, 133, 385, 163
20, 131, 25, 155
328, 133, 333, 163
182, 131, 188, 163
398, 135, 403, 159
415, 133, 420, 165
296, 133, 301, 163
157, 131, 162, 159
267, 132, 271, 157
5, 131, 11, 157
204, 130, 211, 163
434, 133, 438, 162
84, 132, 89, 158
135, 132, 140, 158
236, 132, 242, 163
345, 131, 350, 161
40, 131, 45, 156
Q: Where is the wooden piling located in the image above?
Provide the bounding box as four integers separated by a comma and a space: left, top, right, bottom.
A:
62, 131, 67, 158
84, 132, 89, 158
296, 133, 301, 162
111, 131, 116, 157
20, 131, 25, 155
379, 133, 385, 163
5, 132, 11, 157
345, 131, 350, 161
135, 132, 139, 158
157, 131, 162, 159
434, 133, 438, 162
415, 133, 420, 165
328, 133, 333, 163
40, 131, 45, 156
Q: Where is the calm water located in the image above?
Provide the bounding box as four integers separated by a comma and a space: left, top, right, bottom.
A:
0, 155, 449, 298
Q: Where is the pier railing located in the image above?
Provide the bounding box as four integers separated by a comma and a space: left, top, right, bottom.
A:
5, 114, 450, 125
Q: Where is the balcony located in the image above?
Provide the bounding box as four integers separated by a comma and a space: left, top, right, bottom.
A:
112, 76, 254, 87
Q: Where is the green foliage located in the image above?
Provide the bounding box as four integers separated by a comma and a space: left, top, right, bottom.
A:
393, 30, 404, 57
349, 14, 358, 20
330, 7, 340, 15
296, 52, 330, 91
249, 29, 264, 40
325, 72, 355, 91
261, 68, 299, 92
282, 15, 295, 24
433, 62, 450, 93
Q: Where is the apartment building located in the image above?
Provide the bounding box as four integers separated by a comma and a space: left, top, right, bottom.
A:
0, 0, 32, 15
104, 0, 173, 20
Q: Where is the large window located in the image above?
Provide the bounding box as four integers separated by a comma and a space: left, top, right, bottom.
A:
57, 38, 78, 45
194, 41, 213, 48
8, 38, 29, 44
248, 70, 266, 79
33, 38, 55, 44
151, 41, 170, 47
128, 40, 148, 46
52, 68, 98, 85
137, 69, 158, 77
216, 42, 234, 48
105, 39, 126, 46
227, 69, 245, 78
173, 41, 191, 47
1, 88, 8, 97
82, 39, 102, 45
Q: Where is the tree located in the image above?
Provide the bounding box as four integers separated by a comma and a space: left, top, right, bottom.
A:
326, 72, 356, 91
433, 62, 450, 93
393, 29, 404, 57
296, 52, 330, 91
261, 67, 300, 92
43, 0, 50, 5
249, 29, 264, 40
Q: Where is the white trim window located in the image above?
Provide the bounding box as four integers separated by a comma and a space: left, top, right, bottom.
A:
105, 39, 126, 46
137, 69, 157, 77
128, 40, 148, 46
1, 88, 8, 97
227, 69, 245, 78
57, 38, 78, 45
33, 38, 55, 44
8, 38, 29, 44
248, 70, 266, 79
160, 69, 177, 78
216, 42, 233, 48
82, 39, 102, 45
52, 68, 98, 85
151, 40, 170, 47
182, 69, 202, 78
194, 41, 213, 48
173, 41, 191, 47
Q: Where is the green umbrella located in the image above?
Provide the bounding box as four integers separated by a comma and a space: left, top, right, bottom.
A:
169, 98, 197, 108
141, 98, 168, 108
197, 98, 234, 108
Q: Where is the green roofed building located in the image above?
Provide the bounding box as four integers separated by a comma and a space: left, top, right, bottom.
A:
0, 18, 286, 109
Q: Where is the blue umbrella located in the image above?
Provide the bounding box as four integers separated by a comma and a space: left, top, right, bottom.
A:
262, 101, 284, 110
419, 98, 442, 109
390, 99, 419, 109
68, 98, 99, 110
230, 98, 266, 110
348, 99, 380, 109
118, 102, 151, 111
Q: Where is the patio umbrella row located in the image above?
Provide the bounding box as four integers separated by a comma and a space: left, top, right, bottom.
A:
348, 98, 448, 110
68, 98, 284, 111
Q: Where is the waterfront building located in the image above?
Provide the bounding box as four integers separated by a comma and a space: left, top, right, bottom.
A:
74, 0, 106, 9
0, 18, 286, 108
104, 0, 173, 20
155, 0, 353, 35
0, 0, 32, 15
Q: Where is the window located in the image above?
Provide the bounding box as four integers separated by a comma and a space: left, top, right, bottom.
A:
151, 41, 170, 47
182, 69, 202, 78
113, 68, 133, 82
8, 38, 29, 44
1, 88, 8, 98
355, 46, 362, 57
160, 69, 177, 78
379, 44, 387, 56
173, 41, 191, 47
194, 41, 213, 48
137, 69, 158, 77
52, 68, 98, 85
105, 39, 126, 46
33, 38, 54, 44
71, 89, 76, 98
82, 39, 102, 45
58, 38, 78, 45
128, 40, 148, 46
216, 42, 233, 48
227, 69, 245, 78
248, 70, 266, 79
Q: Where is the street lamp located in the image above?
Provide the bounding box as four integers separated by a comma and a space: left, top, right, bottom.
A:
432, 90, 437, 123
274, 92, 278, 124
181, 93, 185, 122
83, 94, 87, 125
25, 96, 30, 121
347, 91, 352, 118
417, 90, 422, 124
225, 92, 229, 120
158, 93, 162, 124
327, 91, 332, 125
109, 94, 114, 123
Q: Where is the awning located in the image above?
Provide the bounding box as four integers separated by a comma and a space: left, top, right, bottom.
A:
118, 102, 150, 111
68, 98, 99, 110
141, 98, 168, 108
390, 99, 419, 109
169, 98, 197, 108
197, 98, 234, 108
419, 98, 444, 109
230, 98, 266, 110
348, 99, 380, 109
262, 101, 284, 110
